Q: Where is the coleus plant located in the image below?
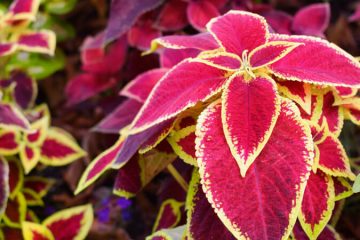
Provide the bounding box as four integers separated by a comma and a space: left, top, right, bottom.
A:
77, 10, 360, 240
20, 204, 93, 240
0, 0, 55, 57
0, 105, 86, 174
65, 0, 331, 110
0, 0, 93, 239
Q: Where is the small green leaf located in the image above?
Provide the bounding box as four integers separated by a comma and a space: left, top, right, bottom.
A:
45, 0, 77, 15
6, 50, 65, 80
353, 174, 360, 193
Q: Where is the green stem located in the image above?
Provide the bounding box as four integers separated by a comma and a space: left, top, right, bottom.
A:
167, 164, 188, 192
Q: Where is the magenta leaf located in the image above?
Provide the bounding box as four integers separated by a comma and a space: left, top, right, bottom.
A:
93, 99, 142, 134
155, 0, 188, 31
0, 103, 30, 129
120, 68, 168, 103
65, 73, 117, 106
112, 120, 174, 168
82, 37, 127, 75
10, 71, 37, 109
292, 3, 330, 37
104, 0, 163, 44
187, 1, 220, 32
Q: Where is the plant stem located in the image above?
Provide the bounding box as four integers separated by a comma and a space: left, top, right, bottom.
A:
167, 164, 188, 192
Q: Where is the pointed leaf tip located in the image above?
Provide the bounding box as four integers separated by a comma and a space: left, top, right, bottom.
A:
222, 75, 281, 177
43, 204, 93, 240
207, 10, 269, 56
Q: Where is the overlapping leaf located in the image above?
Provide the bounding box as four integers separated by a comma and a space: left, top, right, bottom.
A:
153, 198, 184, 232
3, 192, 27, 228
269, 34, 360, 87
22, 222, 54, 240
39, 127, 85, 166
114, 146, 176, 198
222, 75, 280, 176
105, 0, 163, 43
75, 137, 124, 194
42, 204, 93, 240
298, 171, 335, 239
186, 171, 235, 240
195, 99, 313, 239
0, 158, 9, 220
129, 59, 227, 134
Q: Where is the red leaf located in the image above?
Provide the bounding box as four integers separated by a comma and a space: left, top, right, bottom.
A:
299, 171, 335, 239
316, 134, 355, 180
113, 147, 176, 198
196, 99, 313, 239
9, 0, 39, 17
168, 126, 197, 166
153, 199, 183, 232
43, 204, 93, 240
24, 176, 54, 197
129, 60, 227, 134
23, 189, 43, 206
249, 41, 300, 68
262, 10, 292, 34
0, 130, 20, 155
155, 0, 188, 31
75, 138, 123, 194
334, 86, 357, 98
121, 68, 168, 103
82, 37, 127, 75
160, 48, 199, 68
222, 75, 280, 176
147, 225, 186, 240
187, 1, 219, 32
333, 177, 353, 201
16, 31, 56, 55
269, 34, 360, 87
80, 31, 105, 66
292, 3, 330, 37
277, 80, 311, 114
139, 120, 174, 154
40, 128, 85, 166
207, 11, 269, 56
318, 91, 344, 136
345, 106, 360, 125
197, 52, 241, 71
104, 0, 163, 43
8, 159, 23, 199
21, 222, 54, 240
128, 21, 161, 50
3, 193, 27, 228
208, 0, 227, 9
65, 73, 117, 106
151, 32, 218, 52
186, 172, 235, 239
20, 145, 41, 174
93, 99, 142, 134
113, 156, 141, 198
